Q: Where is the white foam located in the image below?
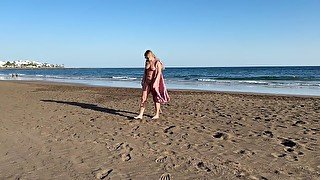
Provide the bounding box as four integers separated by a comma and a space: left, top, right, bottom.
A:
197, 78, 216, 82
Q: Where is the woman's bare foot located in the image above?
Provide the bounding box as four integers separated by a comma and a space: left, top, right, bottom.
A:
151, 115, 159, 120
134, 115, 143, 119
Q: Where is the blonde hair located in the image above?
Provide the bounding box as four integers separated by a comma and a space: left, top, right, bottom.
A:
144, 50, 156, 59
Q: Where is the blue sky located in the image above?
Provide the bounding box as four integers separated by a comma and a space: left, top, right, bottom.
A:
0, 0, 319, 67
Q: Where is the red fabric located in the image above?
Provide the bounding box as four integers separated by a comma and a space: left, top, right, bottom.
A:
141, 59, 170, 104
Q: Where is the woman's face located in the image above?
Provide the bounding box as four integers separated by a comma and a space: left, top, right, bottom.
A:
146, 53, 155, 61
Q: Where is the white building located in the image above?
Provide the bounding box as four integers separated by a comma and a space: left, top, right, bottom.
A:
0, 61, 6, 67
0, 60, 64, 68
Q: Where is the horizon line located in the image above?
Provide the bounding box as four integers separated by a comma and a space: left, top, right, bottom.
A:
63, 65, 320, 69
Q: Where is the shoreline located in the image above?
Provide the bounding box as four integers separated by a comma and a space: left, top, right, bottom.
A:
1, 65, 319, 68
2, 79, 320, 99
0, 66, 65, 70
1, 66, 319, 97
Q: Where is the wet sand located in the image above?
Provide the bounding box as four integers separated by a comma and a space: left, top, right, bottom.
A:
0, 80, 319, 179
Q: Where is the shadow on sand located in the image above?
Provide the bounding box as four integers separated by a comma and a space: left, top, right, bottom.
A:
41, 100, 139, 119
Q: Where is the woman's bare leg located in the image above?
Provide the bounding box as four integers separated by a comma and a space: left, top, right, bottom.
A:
135, 104, 145, 119
135, 89, 148, 119
154, 103, 162, 113
152, 102, 160, 119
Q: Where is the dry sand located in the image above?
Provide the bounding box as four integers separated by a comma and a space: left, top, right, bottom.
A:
0, 81, 319, 179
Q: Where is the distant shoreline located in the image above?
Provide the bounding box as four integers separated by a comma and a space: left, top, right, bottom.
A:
19, 65, 319, 69
0, 67, 65, 70
1, 66, 319, 96
2, 65, 320, 69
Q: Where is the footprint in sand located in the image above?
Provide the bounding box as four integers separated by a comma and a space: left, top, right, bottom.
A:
132, 133, 141, 138
131, 125, 139, 132
159, 173, 171, 180
292, 120, 306, 126
96, 169, 113, 179
281, 139, 297, 148
234, 149, 256, 156
114, 142, 124, 150
115, 142, 133, 161
196, 161, 211, 172
155, 156, 167, 163
262, 130, 274, 138
285, 148, 295, 153
121, 153, 131, 161
181, 133, 189, 140
271, 152, 287, 158
163, 125, 175, 134
212, 131, 229, 140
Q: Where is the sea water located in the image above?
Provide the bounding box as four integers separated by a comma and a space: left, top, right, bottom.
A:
1, 66, 319, 96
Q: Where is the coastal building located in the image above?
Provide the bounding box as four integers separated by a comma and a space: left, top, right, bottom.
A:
0, 61, 5, 67
0, 60, 64, 68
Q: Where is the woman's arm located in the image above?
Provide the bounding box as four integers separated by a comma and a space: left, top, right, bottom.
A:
153, 60, 163, 88
141, 61, 147, 86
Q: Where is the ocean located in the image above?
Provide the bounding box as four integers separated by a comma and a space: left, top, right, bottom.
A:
1, 66, 319, 96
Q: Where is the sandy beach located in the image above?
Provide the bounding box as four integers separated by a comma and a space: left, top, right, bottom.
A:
0, 80, 319, 179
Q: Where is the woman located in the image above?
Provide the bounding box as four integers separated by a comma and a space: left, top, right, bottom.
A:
134, 50, 170, 120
